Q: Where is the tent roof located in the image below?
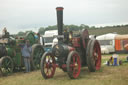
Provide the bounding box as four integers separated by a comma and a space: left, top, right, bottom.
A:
96, 33, 117, 40
115, 35, 128, 40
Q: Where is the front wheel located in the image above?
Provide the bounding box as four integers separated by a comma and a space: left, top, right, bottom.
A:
40, 52, 56, 79
67, 51, 81, 79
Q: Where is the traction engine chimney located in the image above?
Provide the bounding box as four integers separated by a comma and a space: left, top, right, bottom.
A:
56, 7, 64, 43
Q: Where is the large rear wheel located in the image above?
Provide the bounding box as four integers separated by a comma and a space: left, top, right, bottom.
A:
31, 44, 44, 70
86, 39, 101, 72
40, 52, 56, 79
67, 51, 81, 79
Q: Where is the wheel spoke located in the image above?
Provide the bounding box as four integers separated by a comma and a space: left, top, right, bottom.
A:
73, 56, 78, 74
46, 68, 49, 75
7, 68, 11, 72
73, 56, 75, 64
6, 61, 11, 67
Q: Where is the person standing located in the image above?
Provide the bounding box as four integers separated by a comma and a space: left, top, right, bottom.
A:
2, 27, 7, 36
69, 30, 73, 43
21, 40, 32, 73
2, 27, 10, 38
63, 28, 69, 44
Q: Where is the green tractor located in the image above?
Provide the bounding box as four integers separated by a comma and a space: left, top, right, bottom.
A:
0, 31, 44, 75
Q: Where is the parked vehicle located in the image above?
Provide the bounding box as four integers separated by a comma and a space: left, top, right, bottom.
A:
0, 31, 44, 75
42, 30, 58, 51
115, 34, 128, 53
96, 33, 117, 54
97, 33, 128, 54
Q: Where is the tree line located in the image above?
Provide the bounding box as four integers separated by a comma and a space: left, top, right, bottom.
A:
17, 24, 128, 36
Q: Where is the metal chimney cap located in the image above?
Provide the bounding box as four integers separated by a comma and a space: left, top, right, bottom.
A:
56, 7, 64, 11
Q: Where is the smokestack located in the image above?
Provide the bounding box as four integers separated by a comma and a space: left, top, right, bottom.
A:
56, 7, 64, 36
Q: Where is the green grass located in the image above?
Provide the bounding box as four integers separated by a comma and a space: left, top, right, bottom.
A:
88, 26, 128, 36
0, 55, 128, 85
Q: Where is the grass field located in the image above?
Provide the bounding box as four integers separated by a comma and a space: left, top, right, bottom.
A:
0, 54, 128, 85
88, 26, 128, 36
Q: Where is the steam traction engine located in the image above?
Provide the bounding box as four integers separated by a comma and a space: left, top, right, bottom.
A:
40, 7, 101, 79
0, 32, 44, 75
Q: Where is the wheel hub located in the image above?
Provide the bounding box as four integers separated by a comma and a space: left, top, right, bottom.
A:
74, 63, 78, 69
94, 52, 98, 60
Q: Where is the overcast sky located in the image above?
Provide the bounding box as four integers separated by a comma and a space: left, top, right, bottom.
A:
0, 0, 128, 34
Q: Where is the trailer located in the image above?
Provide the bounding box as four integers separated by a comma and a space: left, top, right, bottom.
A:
97, 34, 128, 54
96, 33, 117, 54
115, 34, 128, 53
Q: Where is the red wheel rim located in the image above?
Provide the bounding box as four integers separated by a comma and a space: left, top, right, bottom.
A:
43, 54, 56, 78
93, 41, 101, 70
69, 53, 81, 78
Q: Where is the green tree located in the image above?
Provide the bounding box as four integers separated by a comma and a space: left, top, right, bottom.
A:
80, 24, 89, 30
38, 27, 45, 35
17, 31, 25, 36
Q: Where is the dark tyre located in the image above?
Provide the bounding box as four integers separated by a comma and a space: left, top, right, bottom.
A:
86, 39, 93, 63
86, 39, 101, 72
31, 44, 44, 70
67, 51, 81, 79
40, 52, 56, 79
0, 56, 14, 76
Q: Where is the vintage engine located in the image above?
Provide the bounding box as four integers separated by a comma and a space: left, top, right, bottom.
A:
40, 7, 101, 79
51, 7, 76, 66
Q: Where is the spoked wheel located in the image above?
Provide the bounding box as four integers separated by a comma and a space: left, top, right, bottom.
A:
87, 39, 101, 72
31, 44, 44, 70
67, 51, 81, 79
40, 52, 56, 79
0, 56, 14, 76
